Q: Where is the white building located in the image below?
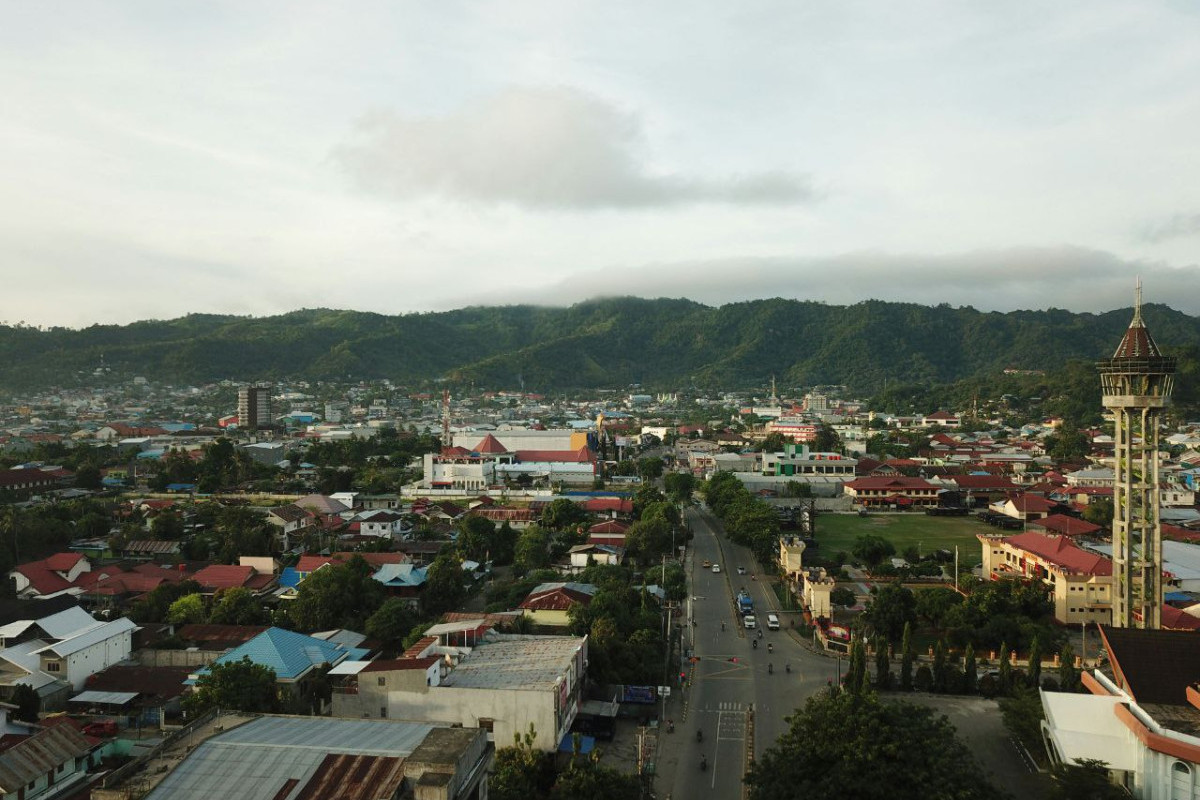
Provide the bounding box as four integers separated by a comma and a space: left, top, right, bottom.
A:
332, 627, 587, 752
32, 617, 137, 691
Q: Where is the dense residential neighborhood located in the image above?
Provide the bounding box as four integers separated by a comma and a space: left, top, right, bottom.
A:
0, 318, 1199, 800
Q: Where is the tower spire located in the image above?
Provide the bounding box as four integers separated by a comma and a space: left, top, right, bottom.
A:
1132, 276, 1144, 327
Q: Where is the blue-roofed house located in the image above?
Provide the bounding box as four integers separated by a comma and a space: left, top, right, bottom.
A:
190, 627, 360, 712
373, 563, 428, 597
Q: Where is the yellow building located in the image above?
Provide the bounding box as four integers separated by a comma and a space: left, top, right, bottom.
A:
978, 532, 1112, 626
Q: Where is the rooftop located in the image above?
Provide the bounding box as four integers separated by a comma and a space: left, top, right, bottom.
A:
440, 632, 585, 691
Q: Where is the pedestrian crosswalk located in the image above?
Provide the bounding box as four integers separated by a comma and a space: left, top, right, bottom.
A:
703, 701, 746, 712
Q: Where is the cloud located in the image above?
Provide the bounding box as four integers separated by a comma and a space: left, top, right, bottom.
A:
332, 86, 814, 209
460, 246, 1200, 316
1138, 214, 1200, 244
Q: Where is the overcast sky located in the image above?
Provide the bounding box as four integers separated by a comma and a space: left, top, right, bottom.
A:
4, 1, 1200, 328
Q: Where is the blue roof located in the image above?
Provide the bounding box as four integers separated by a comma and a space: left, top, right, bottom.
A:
558, 733, 596, 754
202, 627, 351, 682
160, 423, 196, 432
1166, 591, 1192, 603
166, 483, 196, 491
137, 449, 165, 460
278, 567, 301, 588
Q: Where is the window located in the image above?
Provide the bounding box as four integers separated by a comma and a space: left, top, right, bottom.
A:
45, 661, 60, 673
377, 677, 386, 687
479, 718, 495, 733
380, 707, 387, 719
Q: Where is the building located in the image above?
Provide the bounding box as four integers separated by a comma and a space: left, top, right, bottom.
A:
332, 628, 587, 752
842, 476, 943, 508
0, 707, 95, 800
237, 384, 273, 432
978, 532, 1112, 626
1100, 286, 1176, 629
761, 444, 856, 479
1040, 626, 1200, 799
144, 715, 490, 800
31, 617, 138, 691
517, 583, 597, 627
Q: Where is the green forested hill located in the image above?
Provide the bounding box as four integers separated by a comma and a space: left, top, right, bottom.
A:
2, 298, 1199, 400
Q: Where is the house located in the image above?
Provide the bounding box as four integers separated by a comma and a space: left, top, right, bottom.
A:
921, 410, 961, 428
0, 467, 62, 498
31, 617, 137, 692
587, 519, 630, 548
331, 628, 586, 753
353, 509, 408, 538
75, 664, 193, 730
0, 600, 94, 649
1028, 514, 1104, 538
567, 543, 623, 570
517, 583, 597, 627
9, 554, 92, 600
190, 627, 365, 710
842, 476, 943, 508
468, 506, 537, 530
946, 474, 1020, 507
990, 492, 1062, 522
142, 715, 490, 800
1040, 626, 1200, 799
979, 532, 1112, 625
0, 707, 95, 799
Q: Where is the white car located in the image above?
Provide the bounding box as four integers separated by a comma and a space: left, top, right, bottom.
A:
737, 566, 746, 575
743, 615, 757, 629
712, 564, 721, 573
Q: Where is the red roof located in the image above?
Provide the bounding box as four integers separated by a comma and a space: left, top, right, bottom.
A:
473, 434, 508, 454
1028, 514, 1102, 537
192, 564, 254, 590
951, 475, 1018, 491
519, 587, 594, 611
1007, 494, 1059, 512
844, 477, 940, 491
583, 498, 633, 514
1110, 310, 1164, 359
440, 446, 472, 457
1164, 524, 1200, 543
588, 520, 631, 534
12, 563, 71, 595
44, 552, 85, 572
1161, 604, 1200, 631
1002, 532, 1112, 576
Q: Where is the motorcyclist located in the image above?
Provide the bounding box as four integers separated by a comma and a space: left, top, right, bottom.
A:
696, 729, 703, 743
768, 662, 773, 674
767, 642, 773, 653
785, 663, 791, 673
700, 755, 707, 771
752, 638, 758, 649
721, 621, 725, 631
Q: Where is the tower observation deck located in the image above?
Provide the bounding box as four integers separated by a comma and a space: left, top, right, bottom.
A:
1098, 284, 1175, 629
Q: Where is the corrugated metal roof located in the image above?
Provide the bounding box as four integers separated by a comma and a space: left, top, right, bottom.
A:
145, 717, 440, 800
205, 628, 350, 681
70, 690, 139, 705
32, 617, 137, 657
0, 723, 90, 791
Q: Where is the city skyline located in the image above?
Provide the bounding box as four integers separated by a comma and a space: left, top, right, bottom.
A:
4, 2, 1200, 328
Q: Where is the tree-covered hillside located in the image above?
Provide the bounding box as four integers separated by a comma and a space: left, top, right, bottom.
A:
2, 297, 1198, 402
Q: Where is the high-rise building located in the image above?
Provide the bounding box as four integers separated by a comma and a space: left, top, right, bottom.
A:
1098, 284, 1175, 629
237, 385, 273, 432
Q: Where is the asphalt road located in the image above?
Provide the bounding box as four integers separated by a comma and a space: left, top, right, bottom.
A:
666, 506, 835, 799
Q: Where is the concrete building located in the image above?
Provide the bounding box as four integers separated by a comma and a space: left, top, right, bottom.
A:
332, 628, 587, 752
761, 445, 856, 480
978, 532, 1113, 626
1100, 286, 1176, 629
1041, 626, 1200, 799
237, 384, 273, 432
31, 617, 137, 691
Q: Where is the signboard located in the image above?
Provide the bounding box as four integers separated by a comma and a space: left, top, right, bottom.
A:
657, 686, 671, 697
620, 685, 657, 704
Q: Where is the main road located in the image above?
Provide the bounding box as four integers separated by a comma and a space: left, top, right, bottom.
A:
665, 505, 836, 799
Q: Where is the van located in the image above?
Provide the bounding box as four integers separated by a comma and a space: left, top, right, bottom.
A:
767, 614, 780, 630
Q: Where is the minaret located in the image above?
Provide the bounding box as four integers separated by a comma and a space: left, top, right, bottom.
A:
1098, 281, 1175, 628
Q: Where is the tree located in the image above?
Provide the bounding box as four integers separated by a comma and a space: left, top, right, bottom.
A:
150, 512, 185, 541
10, 683, 39, 723
490, 725, 556, 800
873, 634, 891, 691
540, 499, 588, 532
846, 635, 868, 695
1058, 642, 1080, 691
863, 583, 916, 643
635, 457, 664, 481
365, 598, 418, 650
286, 557, 385, 632
746, 691, 1005, 800
1027, 635, 1043, 688
422, 554, 467, 617
998, 686, 1045, 759
183, 657, 280, 716
662, 471, 696, 504
1081, 498, 1113, 528
514, 528, 550, 575
997, 641, 1012, 695
813, 424, 842, 453
457, 515, 495, 562
830, 587, 856, 608
74, 465, 102, 490
852, 534, 896, 568
549, 758, 641, 800
962, 643, 977, 695
900, 622, 914, 691
1045, 759, 1128, 800
209, 587, 269, 626
167, 593, 207, 625
932, 640, 947, 693
915, 587, 963, 629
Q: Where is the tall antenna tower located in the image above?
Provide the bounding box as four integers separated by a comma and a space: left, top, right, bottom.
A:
1099, 280, 1175, 629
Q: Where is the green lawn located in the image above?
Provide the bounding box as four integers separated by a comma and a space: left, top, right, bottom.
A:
811, 513, 991, 563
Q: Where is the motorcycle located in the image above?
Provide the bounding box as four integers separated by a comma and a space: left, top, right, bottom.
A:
785, 663, 791, 674
721, 621, 725, 631
696, 729, 703, 743
668, 719, 674, 734
752, 639, 758, 649
757, 629, 763, 639
768, 663, 773, 674
700, 755, 707, 772
767, 643, 773, 653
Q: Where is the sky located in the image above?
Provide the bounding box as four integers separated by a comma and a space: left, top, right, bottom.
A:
4, 1, 1200, 328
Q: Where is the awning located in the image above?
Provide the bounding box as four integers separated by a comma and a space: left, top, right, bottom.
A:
558, 733, 596, 754
70, 690, 138, 706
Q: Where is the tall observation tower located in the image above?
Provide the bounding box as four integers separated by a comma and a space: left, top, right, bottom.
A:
1098, 282, 1176, 629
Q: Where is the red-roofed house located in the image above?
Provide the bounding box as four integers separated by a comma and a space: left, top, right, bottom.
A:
587, 519, 631, 547
1161, 604, 1200, 631
9, 554, 92, 598
191, 564, 255, 593
582, 498, 633, 517
948, 475, 1020, 506
1028, 514, 1103, 538
978, 531, 1112, 625
468, 506, 536, 530
990, 493, 1063, 522
922, 410, 961, 428
842, 476, 942, 508
518, 583, 597, 627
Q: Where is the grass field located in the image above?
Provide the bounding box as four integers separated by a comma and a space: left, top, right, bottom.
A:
811, 512, 991, 563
